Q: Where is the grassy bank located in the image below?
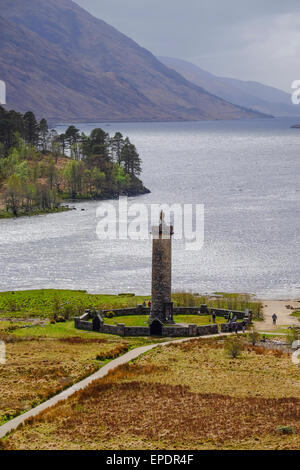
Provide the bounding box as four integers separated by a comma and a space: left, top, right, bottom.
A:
291, 311, 300, 321
0, 289, 262, 320
0, 290, 150, 319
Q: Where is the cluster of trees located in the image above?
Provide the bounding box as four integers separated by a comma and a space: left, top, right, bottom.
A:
0, 106, 148, 216
59, 126, 145, 199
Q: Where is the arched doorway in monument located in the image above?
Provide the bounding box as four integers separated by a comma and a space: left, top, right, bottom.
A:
92, 315, 101, 332
150, 319, 163, 336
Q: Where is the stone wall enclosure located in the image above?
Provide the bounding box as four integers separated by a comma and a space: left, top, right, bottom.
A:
74, 306, 248, 338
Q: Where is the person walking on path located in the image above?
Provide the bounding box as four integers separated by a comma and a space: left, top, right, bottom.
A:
272, 313, 278, 326
211, 310, 216, 324
242, 319, 247, 333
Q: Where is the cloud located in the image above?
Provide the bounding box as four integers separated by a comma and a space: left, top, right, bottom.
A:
191, 12, 300, 91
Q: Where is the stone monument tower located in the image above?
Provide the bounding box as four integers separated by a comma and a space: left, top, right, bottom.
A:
149, 211, 174, 324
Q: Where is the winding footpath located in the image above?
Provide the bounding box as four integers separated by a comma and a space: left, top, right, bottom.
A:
0, 335, 220, 439
2, 309, 295, 441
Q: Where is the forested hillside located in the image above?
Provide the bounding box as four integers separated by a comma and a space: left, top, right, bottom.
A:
0, 106, 149, 217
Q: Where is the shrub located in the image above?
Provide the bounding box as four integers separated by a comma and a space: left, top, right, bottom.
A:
248, 328, 260, 346
52, 295, 61, 318
96, 343, 129, 361
105, 311, 115, 319
56, 316, 66, 323
62, 304, 73, 320
76, 302, 85, 316
276, 425, 294, 435
286, 327, 300, 346
224, 336, 244, 359
6, 298, 18, 312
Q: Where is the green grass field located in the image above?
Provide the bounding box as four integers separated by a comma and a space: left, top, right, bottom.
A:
0, 289, 150, 319
6, 321, 172, 347
104, 314, 228, 327
0, 289, 262, 320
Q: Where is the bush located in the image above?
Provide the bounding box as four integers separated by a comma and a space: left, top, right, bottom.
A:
286, 327, 300, 346
8, 299, 19, 312
52, 295, 61, 318
224, 336, 244, 359
62, 304, 73, 320
56, 316, 66, 323
96, 344, 129, 361
76, 302, 85, 316
105, 311, 115, 319
276, 425, 294, 435
248, 328, 260, 346
118, 293, 135, 297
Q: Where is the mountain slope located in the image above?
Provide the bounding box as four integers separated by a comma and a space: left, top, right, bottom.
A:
159, 57, 299, 117
0, 15, 167, 123
0, 0, 268, 123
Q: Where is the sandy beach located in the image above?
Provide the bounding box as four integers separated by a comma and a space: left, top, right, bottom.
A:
257, 299, 300, 331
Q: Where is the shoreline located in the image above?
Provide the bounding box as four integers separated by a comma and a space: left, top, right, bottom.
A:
0, 286, 299, 302
256, 299, 300, 331
0, 187, 150, 220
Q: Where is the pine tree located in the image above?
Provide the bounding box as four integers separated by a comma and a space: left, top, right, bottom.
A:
23, 111, 39, 146
111, 132, 125, 164
65, 125, 80, 149
120, 139, 142, 177
39, 118, 49, 153
58, 133, 67, 156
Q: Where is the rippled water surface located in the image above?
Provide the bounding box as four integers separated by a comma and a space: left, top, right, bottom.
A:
1, 118, 300, 298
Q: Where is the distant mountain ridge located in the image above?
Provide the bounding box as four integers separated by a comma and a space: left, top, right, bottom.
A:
159, 57, 300, 118
0, 0, 269, 123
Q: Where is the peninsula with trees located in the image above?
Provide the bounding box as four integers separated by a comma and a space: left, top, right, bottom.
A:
0, 106, 149, 217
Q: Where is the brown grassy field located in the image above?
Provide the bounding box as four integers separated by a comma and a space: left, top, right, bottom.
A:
0, 320, 172, 427
1, 338, 300, 450
0, 333, 132, 426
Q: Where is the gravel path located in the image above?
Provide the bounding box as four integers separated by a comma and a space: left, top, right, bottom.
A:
256, 300, 300, 331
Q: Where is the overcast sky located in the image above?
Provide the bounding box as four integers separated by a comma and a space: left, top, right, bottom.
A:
75, 0, 300, 92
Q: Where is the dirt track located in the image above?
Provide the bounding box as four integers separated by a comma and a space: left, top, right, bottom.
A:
256, 300, 300, 331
